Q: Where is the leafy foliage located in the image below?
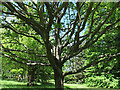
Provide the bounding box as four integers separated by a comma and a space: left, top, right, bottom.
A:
1, 1, 120, 88
85, 75, 119, 88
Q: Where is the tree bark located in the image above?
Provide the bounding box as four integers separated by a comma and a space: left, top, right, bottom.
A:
54, 68, 64, 89
27, 65, 36, 86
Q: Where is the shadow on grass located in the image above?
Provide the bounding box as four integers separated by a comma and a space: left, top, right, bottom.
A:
2, 82, 55, 89
2, 84, 117, 90
2, 80, 113, 90
2, 82, 73, 90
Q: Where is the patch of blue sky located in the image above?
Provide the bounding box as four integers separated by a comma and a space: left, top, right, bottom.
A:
60, 7, 77, 36
63, 59, 74, 72
2, 0, 37, 23
60, 7, 87, 46
69, 0, 78, 2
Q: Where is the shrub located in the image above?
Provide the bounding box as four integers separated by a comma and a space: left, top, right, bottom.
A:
85, 75, 119, 88
64, 75, 78, 84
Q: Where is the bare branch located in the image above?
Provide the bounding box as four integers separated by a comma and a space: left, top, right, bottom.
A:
61, 15, 79, 49
60, 29, 71, 39
59, 3, 68, 20
60, 17, 84, 40
54, 3, 68, 17
30, 0, 37, 7
62, 22, 120, 63
16, 2, 28, 12
79, 2, 94, 32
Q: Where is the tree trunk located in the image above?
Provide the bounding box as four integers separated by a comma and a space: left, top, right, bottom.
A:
54, 69, 64, 89
27, 65, 35, 86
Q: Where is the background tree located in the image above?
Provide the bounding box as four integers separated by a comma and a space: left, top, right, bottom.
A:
1, 26, 51, 85
1, 1, 120, 89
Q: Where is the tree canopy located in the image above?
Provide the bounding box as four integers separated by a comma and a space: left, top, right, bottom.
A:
1, 1, 120, 89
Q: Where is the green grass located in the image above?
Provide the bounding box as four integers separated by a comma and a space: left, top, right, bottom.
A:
1, 80, 55, 88
0, 79, 93, 89
64, 83, 90, 88
2, 79, 117, 90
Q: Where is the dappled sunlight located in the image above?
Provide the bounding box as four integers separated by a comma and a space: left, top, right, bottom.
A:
1, 1, 120, 89
1, 80, 92, 89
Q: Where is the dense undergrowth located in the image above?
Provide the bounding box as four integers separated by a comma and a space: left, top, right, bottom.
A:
85, 75, 119, 88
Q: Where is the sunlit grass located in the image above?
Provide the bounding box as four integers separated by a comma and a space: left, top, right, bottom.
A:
64, 83, 89, 88
1, 79, 90, 89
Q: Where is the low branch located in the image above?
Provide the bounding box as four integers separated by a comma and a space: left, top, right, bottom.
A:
27, 62, 51, 66
2, 45, 29, 62
1, 53, 50, 66
3, 39, 35, 51
1, 45, 47, 58
2, 45, 50, 66
1, 53, 26, 64
63, 53, 120, 77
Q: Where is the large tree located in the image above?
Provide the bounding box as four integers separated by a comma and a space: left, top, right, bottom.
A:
1, 1, 120, 89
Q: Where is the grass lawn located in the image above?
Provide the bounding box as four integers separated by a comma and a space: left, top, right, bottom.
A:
0, 79, 93, 89
1, 80, 119, 90
2, 79, 116, 90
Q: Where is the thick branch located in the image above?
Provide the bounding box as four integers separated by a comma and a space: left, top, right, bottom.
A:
2, 21, 44, 45
59, 3, 68, 20
1, 53, 50, 66
61, 14, 79, 49
2, 2, 44, 37
1, 53, 26, 64
1, 44, 47, 58
2, 45, 29, 62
